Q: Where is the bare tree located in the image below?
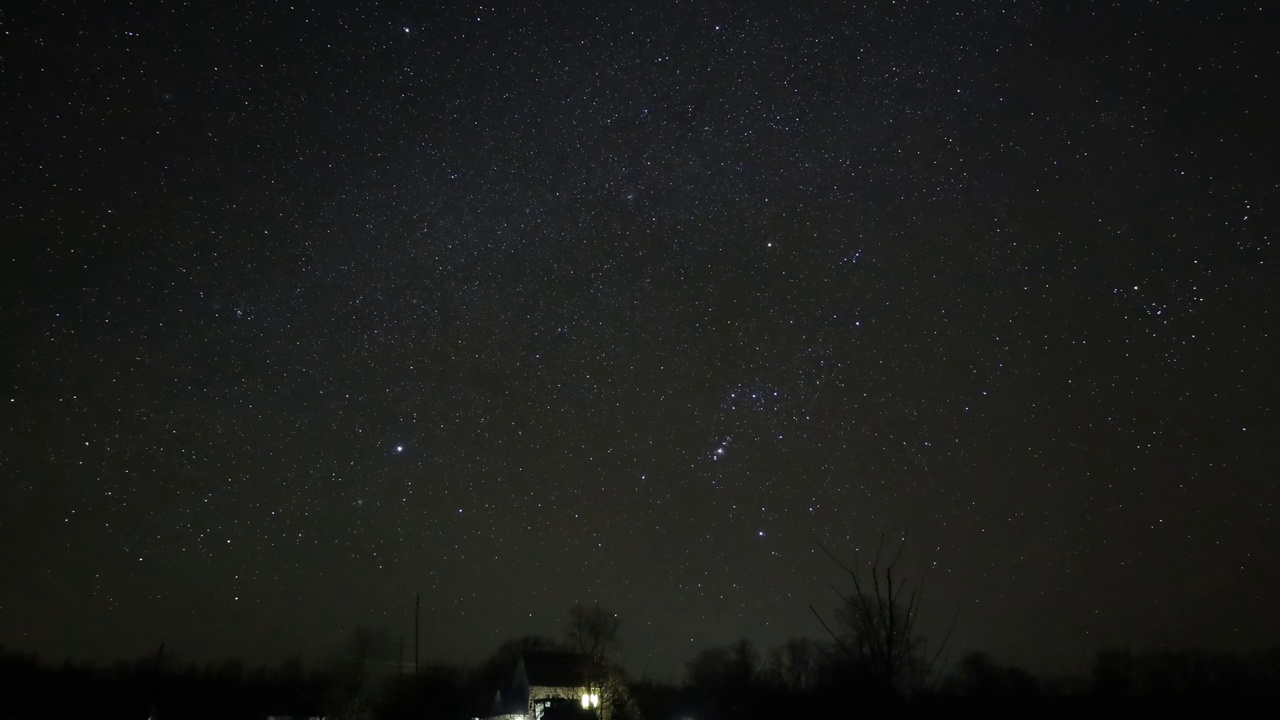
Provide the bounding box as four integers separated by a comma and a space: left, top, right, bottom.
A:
473, 634, 561, 689
810, 537, 955, 697
764, 637, 822, 692
330, 625, 396, 720
563, 603, 622, 659
562, 604, 627, 719
686, 640, 758, 691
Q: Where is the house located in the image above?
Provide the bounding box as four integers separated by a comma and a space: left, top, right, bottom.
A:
508, 651, 608, 720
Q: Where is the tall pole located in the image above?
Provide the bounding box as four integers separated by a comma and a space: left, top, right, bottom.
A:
148, 642, 165, 720
414, 593, 420, 676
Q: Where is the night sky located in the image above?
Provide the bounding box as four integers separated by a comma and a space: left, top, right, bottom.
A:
3, 1, 1276, 679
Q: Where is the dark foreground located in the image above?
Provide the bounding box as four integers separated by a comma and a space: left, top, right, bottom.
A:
3, 645, 1278, 719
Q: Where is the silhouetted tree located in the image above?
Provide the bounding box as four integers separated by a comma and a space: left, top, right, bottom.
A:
685, 640, 758, 692
811, 538, 955, 698
329, 625, 396, 720
562, 604, 635, 720
763, 637, 823, 692
472, 634, 562, 690
563, 603, 622, 659
943, 650, 1042, 706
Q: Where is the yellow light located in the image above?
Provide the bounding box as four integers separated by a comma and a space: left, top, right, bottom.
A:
580, 692, 600, 708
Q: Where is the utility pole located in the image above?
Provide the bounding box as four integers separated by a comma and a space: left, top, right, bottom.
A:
148, 642, 165, 720
414, 593, 421, 676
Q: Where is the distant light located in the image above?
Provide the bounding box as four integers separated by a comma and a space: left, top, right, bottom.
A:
395, 445, 404, 453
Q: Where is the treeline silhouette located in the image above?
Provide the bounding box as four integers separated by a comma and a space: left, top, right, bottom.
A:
0, 646, 328, 720
633, 642, 1280, 718
3, 640, 1279, 719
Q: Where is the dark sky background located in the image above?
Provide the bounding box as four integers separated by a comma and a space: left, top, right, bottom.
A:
2, 1, 1276, 680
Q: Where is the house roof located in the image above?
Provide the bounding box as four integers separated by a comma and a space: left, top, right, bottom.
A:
517, 651, 596, 688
